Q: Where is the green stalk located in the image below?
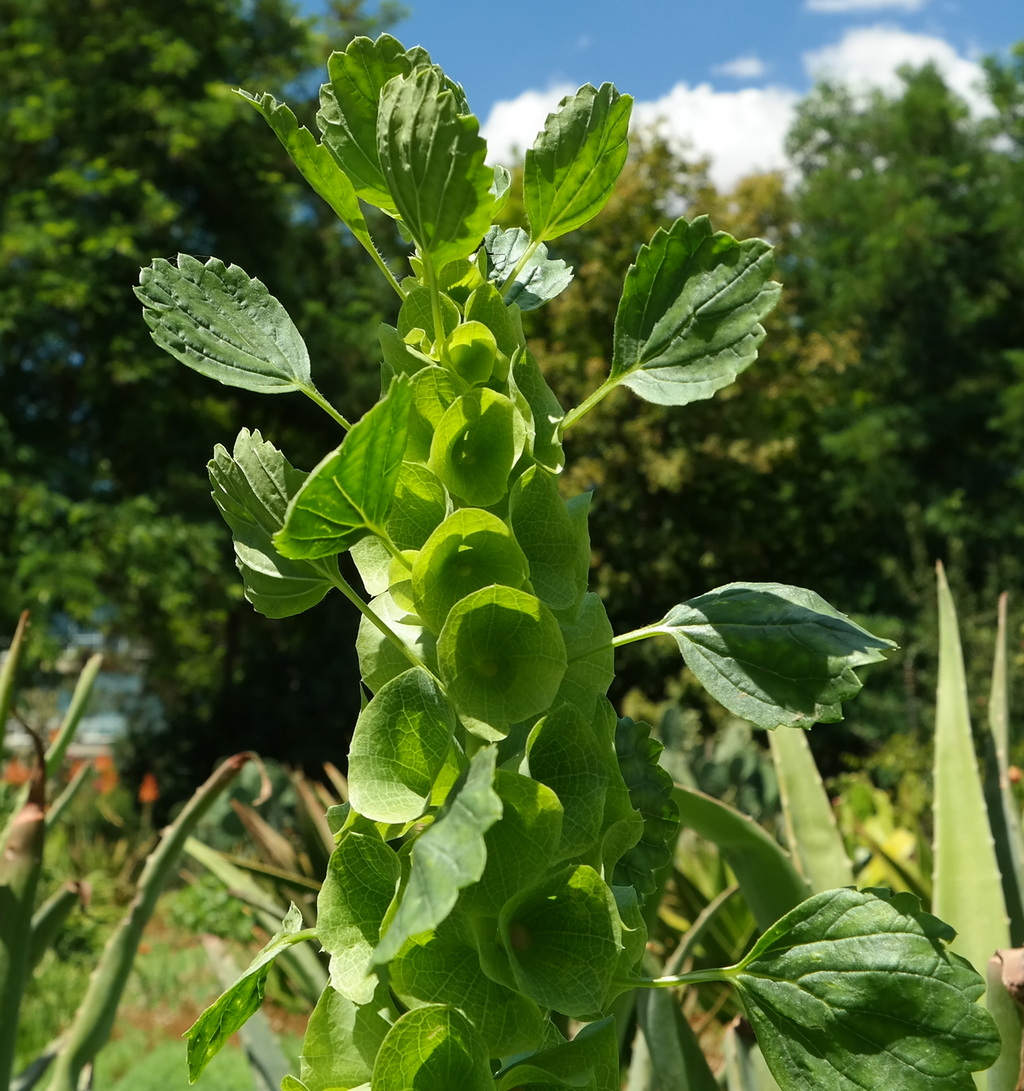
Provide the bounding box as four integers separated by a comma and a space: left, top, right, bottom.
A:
562, 376, 620, 431
0, 610, 29, 755
45, 762, 93, 830
44, 653, 102, 779
0, 755, 46, 1091
42, 753, 252, 1091
768, 727, 854, 892
983, 592, 1024, 945
302, 384, 352, 431
930, 563, 1017, 1091
28, 882, 86, 975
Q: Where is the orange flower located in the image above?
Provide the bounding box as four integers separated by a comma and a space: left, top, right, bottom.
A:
137, 771, 160, 804
2, 758, 32, 786
92, 754, 118, 795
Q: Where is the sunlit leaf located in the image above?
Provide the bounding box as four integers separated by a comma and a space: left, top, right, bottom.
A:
524, 84, 632, 242
610, 216, 781, 406
297, 983, 395, 1091
137, 254, 312, 394
372, 1005, 493, 1091
655, 582, 895, 728
275, 378, 411, 559
484, 226, 574, 310
208, 429, 334, 618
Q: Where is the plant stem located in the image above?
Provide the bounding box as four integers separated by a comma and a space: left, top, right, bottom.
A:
622, 966, 733, 990
303, 385, 352, 431
561, 376, 620, 431
498, 236, 542, 297
320, 565, 431, 677
611, 624, 665, 649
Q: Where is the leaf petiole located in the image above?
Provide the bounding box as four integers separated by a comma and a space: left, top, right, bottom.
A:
561, 375, 619, 431
617, 966, 733, 990
301, 384, 352, 431
610, 624, 665, 649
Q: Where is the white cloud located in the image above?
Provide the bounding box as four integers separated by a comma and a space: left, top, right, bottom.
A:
479, 27, 988, 194
807, 0, 926, 12
713, 55, 768, 80
803, 25, 988, 112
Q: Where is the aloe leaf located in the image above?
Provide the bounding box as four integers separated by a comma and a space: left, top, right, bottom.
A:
44, 653, 102, 778
372, 1005, 492, 1091
524, 83, 632, 243
44, 755, 252, 1091
484, 226, 574, 309
609, 216, 781, 407
275, 378, 411, 560
209, 429, 336, 618
136, 254, 313, 394
722, 1021, 782, 1091
637, 979, 718, 1091
377, 67, 493, 268
649, 582, 895, 729
931, 563, 1017, 1090
373, 746, 501, 965
768, 727, 854, 891
347, 667, 456, 823
721, 887, 1001, 1091
316, 34, 429, 212
0, 611, 28, 754
671, 786, 808, 931
186, 904, 316, 1083
983, 592, 1024, 945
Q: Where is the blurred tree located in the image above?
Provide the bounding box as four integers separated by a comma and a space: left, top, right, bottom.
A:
0, 0, 405, 799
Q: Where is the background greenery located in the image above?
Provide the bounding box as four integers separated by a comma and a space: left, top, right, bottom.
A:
3, 0, 1024, 799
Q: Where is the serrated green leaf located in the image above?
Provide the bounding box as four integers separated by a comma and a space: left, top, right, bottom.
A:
372, 1005, 492, 1091
524, 84, 632, 242
438, 586, 567, 732
484, 226, 574, 310
275, 378, 412, 559
613, 718, 679, 896
727, 888, 1001, 1091
209, 430, 335, 618
297, 983, 395, 1091
526, 704, 609, 861
610, 216, 782, 406
655, 582, 895, 728
373, 747, 501, 965
185, 904, 312, 1083
389, 911, 546, 1056
348, 667, 455, 824
378, 67, 494, 268
237, 90, 379, 256
496, 1018, 618, 1091
509, 467, 589, 612
428, 387, 526, 508
316, 35, 429, 212
317, 829, 400, 1004
411, 508, 530, 635
671, 784, 808, 932
500, 865, 622, 1019
136, 254, 312, 394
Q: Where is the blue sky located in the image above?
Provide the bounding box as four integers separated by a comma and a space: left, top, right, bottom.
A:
353, 0, 1021, 190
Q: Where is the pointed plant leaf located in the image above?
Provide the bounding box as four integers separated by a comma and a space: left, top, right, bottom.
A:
237, 90, 370, 235
275, 377, 412, 559
347, 667, 456, 824
484, 226, 574, 310
610, 216, 782, 407
724, 887, 1001, 1091
316, 34, 430, 212
373, 746, 501, 965
136, 254, 312, 394
185, 904, 313, 1082
378, 67, 494, 268
372, 1005, 492, 1091
209, 430, 335, 618
524, 83, 632, 242
655, 582, 896, 729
